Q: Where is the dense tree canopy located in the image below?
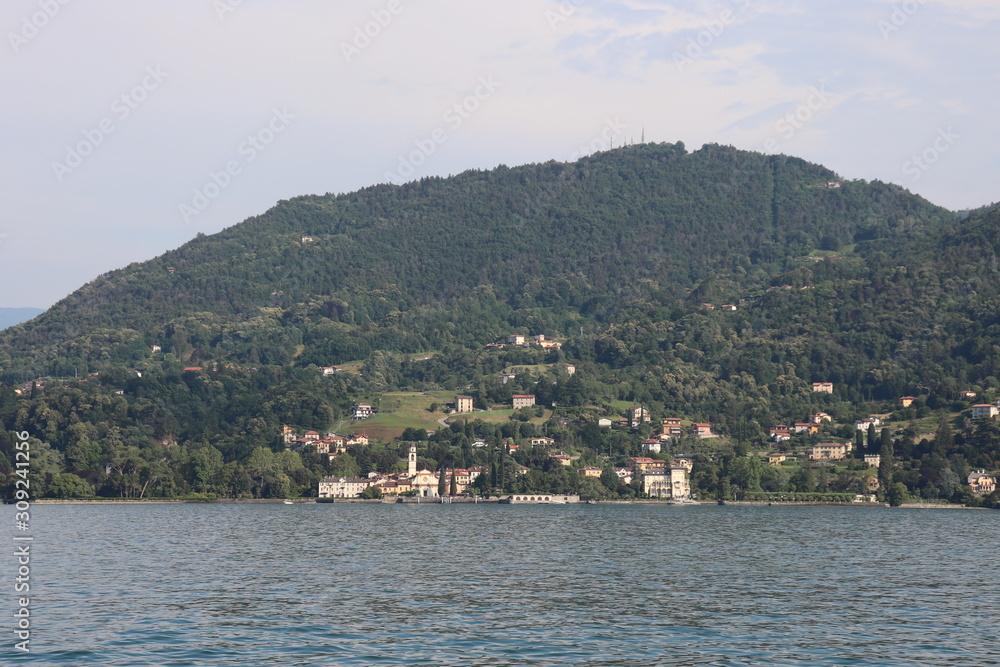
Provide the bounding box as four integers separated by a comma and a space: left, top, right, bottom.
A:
1, 143, 999, 504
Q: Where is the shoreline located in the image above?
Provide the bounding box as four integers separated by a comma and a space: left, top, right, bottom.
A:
21, 499, 984, 509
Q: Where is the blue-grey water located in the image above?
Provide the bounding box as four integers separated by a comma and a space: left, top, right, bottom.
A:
2, 503, 998, 666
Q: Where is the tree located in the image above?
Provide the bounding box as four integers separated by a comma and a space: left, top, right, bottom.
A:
790, 464, 816, 493
730, 455, 762, 494
359, 485, 383, 499
888, 482, 909, 506
266, 473, 291, 499
449, 472, 458, 497
190, 446, 224, 493
578, 477, 612, 501
933, 415, 954, 455
47, 473, 94, 498
328, 452, 360, 478
878, 437, 894, 493
600, 466, 620, 491
717, 475, 733, 501
438, 466, 447, 496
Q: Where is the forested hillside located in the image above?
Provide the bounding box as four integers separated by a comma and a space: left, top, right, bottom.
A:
2, 142, 999, 505
0, 142, 950, 375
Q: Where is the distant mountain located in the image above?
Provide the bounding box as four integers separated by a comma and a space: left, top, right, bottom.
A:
0, 308, 43, 331
0, 142, 954, 376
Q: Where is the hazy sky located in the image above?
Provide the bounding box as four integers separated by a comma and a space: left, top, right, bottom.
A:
2, 0, 998, 309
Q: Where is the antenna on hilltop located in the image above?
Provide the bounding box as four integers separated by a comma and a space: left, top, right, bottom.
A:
641, 125, 645, 143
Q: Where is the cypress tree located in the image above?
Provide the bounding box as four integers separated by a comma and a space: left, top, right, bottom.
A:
878, 436, 894, 494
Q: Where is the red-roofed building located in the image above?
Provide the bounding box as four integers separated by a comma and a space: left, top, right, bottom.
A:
691, 423, 713, 438
662, 418, 683, 436
972, 404, 998, 419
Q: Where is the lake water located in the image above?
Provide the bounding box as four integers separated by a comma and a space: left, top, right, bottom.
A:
2, 503, 998, 666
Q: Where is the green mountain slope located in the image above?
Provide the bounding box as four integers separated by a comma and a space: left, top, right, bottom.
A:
0, 142, 951, 375
6, 142, 1000, 505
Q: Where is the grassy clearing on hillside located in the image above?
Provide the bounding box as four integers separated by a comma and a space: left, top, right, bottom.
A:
351, 391, 453, 442
335, 351, 442, 375
446, 408, 553, 426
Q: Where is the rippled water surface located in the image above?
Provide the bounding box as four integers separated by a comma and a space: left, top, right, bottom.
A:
3, 503, 998, 666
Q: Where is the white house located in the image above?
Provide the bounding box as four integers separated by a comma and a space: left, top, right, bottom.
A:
971, 404, 998, 419
641, 439, 662, 454
352, 403, 374, 420
455, 395, 474, 414
512, 395, 536, 409
318, 476, 375, 498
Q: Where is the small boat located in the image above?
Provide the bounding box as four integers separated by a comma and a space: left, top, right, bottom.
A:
283, 499, 294, 505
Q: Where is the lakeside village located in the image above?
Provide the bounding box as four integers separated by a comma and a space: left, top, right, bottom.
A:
289, 336, 998, 504
12, 333, 998, 505
292, 404, 992, 504
296, 401, 998, 504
